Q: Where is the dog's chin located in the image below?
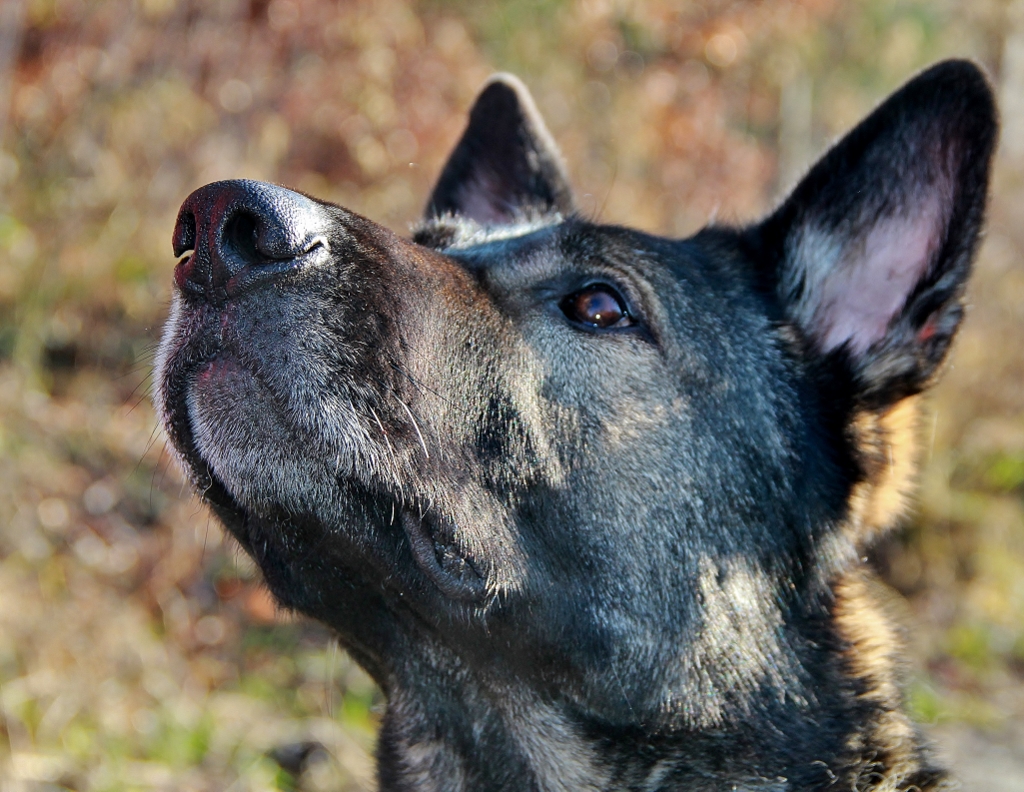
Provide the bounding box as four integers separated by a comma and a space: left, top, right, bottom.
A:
181, 356, 339, 518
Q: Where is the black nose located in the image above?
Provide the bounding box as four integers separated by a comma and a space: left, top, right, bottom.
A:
172, 179, 330, 303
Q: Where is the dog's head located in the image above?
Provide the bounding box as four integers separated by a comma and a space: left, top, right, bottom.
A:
156, 63, 995, 730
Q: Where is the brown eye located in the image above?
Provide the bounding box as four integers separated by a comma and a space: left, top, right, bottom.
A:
561, 285, 633, 329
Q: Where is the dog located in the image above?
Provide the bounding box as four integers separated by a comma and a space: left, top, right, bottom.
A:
155, 60, 996, 791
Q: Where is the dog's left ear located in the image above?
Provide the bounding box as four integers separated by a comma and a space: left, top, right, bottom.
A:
425, 74, 575, 224
747, 60, 997, 407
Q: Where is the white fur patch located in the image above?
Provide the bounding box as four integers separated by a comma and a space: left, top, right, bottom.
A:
416, 213, 562, 251
151, 293, 191, 480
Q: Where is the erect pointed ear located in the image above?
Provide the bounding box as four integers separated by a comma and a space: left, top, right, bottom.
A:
747, 60, 997, 407
425, 73, 575, 224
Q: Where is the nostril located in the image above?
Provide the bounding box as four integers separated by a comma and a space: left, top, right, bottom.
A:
223, 210, 261, 265
173, 209, 197, 258
222, 208, 327, 265
174, 180, 332, 303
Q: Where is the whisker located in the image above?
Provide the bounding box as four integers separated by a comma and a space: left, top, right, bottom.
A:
133, 423, 162, 477
121, 366, 153, 411
369, 405, 399, 473
388, 361, 454, 407
124, 386, 153, 416
397, 398, 429, 460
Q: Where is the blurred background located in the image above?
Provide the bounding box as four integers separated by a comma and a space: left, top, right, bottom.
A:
1, 0, 1024, 789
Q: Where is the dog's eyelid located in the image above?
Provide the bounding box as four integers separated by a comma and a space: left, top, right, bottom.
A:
585, 275, 648, 318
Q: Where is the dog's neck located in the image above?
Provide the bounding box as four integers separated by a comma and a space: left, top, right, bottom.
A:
378, 672, 615, 792
369, 569, 951, 792
377, 686, 796, 792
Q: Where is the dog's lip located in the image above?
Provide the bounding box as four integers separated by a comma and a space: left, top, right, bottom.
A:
196, 354, 236, 380
401, 507, 487, 602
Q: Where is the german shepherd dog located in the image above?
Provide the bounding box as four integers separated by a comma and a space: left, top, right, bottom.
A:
156, 60, 996, 790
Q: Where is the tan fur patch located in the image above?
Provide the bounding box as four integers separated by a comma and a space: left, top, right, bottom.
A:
834, 571, 936, 791
834, 572, 905, 708
846, 396, 922, 543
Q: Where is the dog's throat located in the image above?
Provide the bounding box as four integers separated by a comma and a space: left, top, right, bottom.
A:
400, 508, 486, 601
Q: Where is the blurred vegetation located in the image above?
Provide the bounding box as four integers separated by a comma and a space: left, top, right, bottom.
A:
1, 0, 1024, 788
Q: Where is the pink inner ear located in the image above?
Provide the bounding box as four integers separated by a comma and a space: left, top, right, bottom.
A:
810, 200, 943, 355
456, 170, 511, 225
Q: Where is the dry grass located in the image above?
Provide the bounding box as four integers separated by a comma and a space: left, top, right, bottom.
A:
1, 0, 1023, 788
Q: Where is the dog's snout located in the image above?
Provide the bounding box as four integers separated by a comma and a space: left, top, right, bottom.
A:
173, 179, 330, 303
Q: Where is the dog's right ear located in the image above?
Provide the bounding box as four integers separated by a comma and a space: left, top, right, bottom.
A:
746, 60, 997, 408
425, 74, 575, 224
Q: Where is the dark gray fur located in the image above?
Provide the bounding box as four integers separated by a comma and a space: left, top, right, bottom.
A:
156, 62, 997, 790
